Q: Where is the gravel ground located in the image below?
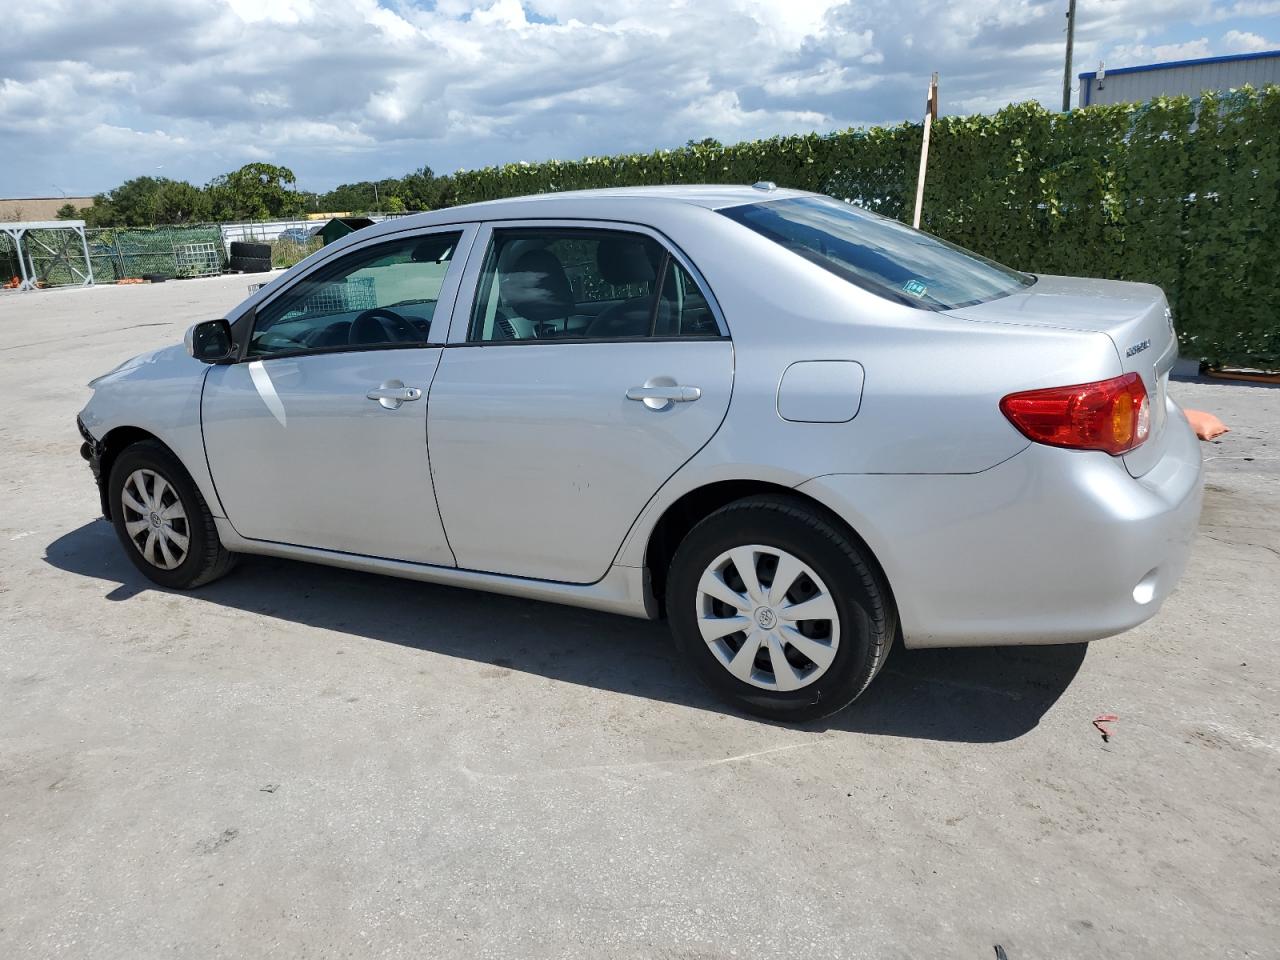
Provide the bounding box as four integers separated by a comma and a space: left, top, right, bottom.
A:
1, 275, 1277, 959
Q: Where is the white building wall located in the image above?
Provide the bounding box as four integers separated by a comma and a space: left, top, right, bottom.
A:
1080, 53, 1280, 106
218, 215, 403, 252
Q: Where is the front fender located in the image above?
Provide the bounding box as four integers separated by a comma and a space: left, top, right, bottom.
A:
78, 344, 224, 518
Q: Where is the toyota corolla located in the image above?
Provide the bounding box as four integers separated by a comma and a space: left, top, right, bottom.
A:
77, 185, 1203, 720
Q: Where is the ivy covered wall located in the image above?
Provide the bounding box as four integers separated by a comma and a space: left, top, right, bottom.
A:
445, 88, 1280, 368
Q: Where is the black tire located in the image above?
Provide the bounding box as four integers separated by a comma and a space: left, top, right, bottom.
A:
108, 440, 236, 589
229, 255, 272, 274
666, 495, 895, 722
229, 241, 271, 259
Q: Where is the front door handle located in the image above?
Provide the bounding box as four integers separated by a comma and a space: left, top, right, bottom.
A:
626, 384, 701, 408
367, 380, 422, 410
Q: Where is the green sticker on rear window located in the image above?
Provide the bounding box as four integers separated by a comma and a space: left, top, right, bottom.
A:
903, 278, 928, 298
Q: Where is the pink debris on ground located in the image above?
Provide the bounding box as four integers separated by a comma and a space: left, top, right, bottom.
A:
1184, 409, 1229, 440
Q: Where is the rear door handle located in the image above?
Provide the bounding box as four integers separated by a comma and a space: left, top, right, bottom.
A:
367, 380, 422, 410
626, 385, 701, 404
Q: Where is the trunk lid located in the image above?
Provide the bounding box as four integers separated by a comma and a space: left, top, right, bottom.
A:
952, 275, 1178, 477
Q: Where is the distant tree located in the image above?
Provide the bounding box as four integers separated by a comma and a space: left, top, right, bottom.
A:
55, 203, 79, 220
315, 168, 449, 214
315, 180, 378, 214
207, 163, 304, 221
77, 177, 209, 226
74, 159, 459, 228
154, 180, 210, 223
685, 138, 723, 149
80, 196, 115, 227
399, 165, 447, 210
112, 177, 169, 225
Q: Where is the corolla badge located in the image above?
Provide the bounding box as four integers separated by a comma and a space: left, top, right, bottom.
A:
1126, 339, 1151, 358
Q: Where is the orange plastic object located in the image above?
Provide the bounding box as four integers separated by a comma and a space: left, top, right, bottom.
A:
1184, 408, 1229, 440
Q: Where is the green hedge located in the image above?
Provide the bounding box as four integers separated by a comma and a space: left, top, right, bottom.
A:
445, 87, 1280, 368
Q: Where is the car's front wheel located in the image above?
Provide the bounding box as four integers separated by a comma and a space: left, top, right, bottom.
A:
108, 440, 235, 589
666, 495, 895, 721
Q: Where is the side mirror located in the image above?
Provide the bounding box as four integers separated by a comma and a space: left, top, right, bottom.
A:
185, 319, 235, 363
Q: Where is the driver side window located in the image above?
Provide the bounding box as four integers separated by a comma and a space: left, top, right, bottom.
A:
248, 231, 463, 359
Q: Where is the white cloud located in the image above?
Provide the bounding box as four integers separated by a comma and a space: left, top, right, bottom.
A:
225, 0, 313, 24
1104, 37, 1214, 66
82, 124, 193, 151
1222, 28, 1276, 51
471, 0, 532, 28
1208, 1, 1280, 20
0, 0, 1275, 196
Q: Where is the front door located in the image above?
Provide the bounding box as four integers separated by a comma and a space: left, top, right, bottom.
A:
202, 227, 472, 565
428, 224, 733, 583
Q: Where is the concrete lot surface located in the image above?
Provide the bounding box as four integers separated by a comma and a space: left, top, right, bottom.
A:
1, 276, 1277, 959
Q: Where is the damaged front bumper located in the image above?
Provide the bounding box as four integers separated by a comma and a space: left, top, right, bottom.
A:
77, 416, 110, 519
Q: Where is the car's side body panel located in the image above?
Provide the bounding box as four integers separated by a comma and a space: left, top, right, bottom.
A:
952, 274, 1180, 478
78, 186, 1204, 651
428, 339, 734, 582
797, 399, 1204, 647
211, 517, 659, 619
195, 223, 478, 563
201, 349, 456, 565
79, 345, 227, 519
423, 217, 735, 584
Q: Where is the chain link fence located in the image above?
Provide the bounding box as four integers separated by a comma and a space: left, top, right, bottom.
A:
3, 225, 232, 287
83, 226, 228, 283
0, 232, 19, 287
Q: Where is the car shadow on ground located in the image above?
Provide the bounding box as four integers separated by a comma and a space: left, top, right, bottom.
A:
45, 520, 1086, 744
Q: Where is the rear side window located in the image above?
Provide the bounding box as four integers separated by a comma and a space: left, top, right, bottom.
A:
720, 195, 1033, 310
468, 228, 719, 342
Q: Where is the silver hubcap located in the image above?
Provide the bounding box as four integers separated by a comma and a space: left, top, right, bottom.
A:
695, 544, 840, 692
121, 469, 189, 570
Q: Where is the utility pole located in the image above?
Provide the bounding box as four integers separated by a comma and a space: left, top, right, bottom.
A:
1062, 0, 1077, 111
912, 73, 938, 230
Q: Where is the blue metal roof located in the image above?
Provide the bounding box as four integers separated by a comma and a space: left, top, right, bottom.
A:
1078, 48, 1280, 81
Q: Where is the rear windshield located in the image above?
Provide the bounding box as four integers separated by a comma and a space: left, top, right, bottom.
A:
720, 195, 1034, 310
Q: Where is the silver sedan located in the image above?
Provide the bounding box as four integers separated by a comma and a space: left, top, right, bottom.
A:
77, 185, 1203, 720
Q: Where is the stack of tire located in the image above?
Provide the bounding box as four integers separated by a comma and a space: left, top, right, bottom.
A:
228, 241, 272, 274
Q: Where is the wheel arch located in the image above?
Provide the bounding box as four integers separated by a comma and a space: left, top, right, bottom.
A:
643, 479, 898, 620
97, 427, 178, 519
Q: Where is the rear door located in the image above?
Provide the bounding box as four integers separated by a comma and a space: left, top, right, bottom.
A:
202, 225, 473, 564
427, 222, 733, 583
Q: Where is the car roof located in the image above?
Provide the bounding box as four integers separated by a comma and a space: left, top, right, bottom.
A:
457, 184, 813, 211
358, 184, 815, 236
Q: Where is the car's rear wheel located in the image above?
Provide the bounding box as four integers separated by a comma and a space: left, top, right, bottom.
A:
108, 440, 235, 589
666, 495, 894, 721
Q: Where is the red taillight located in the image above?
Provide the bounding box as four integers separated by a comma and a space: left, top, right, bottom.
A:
1000, 372, 1150, 456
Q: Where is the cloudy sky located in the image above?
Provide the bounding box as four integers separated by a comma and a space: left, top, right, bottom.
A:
2, 0, 1277, 197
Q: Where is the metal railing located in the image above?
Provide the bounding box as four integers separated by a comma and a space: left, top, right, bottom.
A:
4, 214, 401, 288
